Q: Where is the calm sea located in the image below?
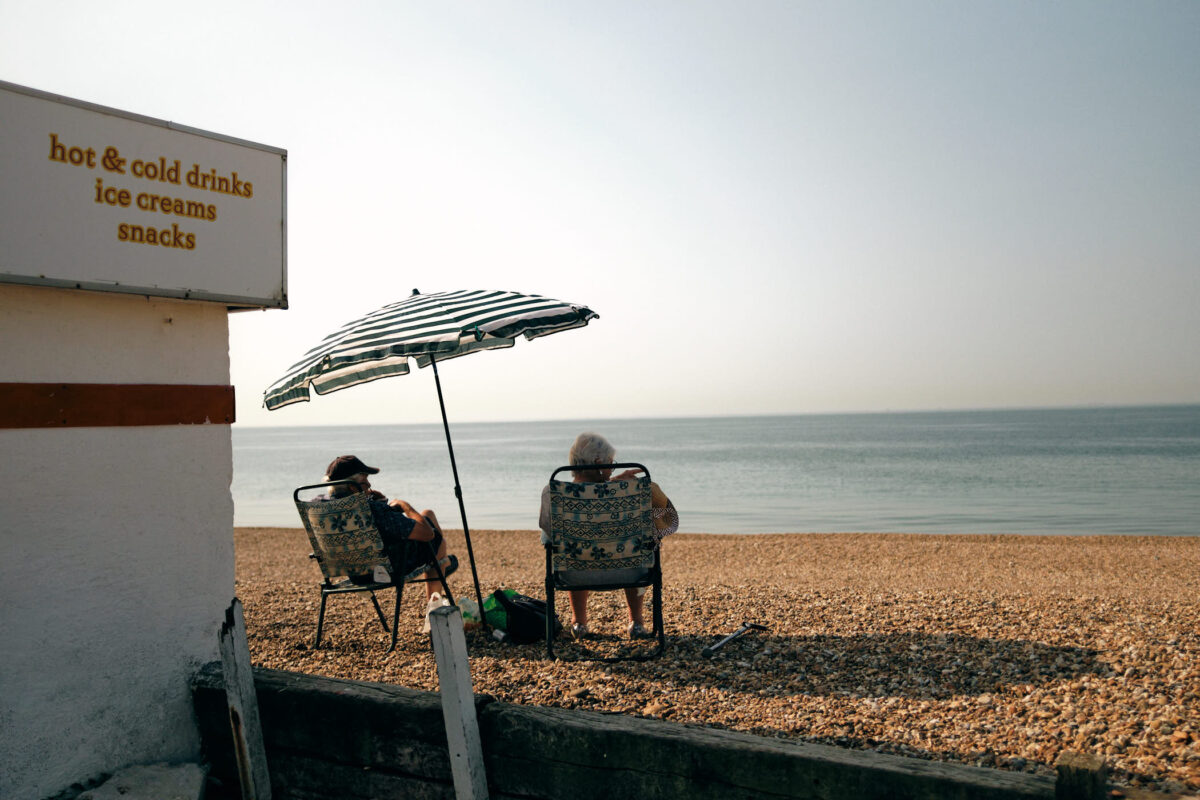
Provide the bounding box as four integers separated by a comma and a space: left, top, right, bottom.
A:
232, 405, 1200, 536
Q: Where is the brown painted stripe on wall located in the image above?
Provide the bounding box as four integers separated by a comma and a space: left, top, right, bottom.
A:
0, 383, 235, 428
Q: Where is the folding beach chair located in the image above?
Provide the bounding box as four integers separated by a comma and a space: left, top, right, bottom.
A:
543, 462, 665, 661
294, 481, 455, 652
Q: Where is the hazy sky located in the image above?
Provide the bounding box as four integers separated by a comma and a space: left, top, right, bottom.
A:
3, 1, 1197, 427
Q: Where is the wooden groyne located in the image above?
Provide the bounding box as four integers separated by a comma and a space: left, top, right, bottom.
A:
192, 664, 1112, 800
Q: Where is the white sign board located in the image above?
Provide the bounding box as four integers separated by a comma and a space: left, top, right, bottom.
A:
0, 81, 286, 308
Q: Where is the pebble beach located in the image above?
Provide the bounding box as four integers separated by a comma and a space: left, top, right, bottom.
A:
236, 528, 1200, 795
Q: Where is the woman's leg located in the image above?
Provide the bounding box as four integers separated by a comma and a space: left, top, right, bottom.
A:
568, 590, 590, 626
624, 587, 646, 626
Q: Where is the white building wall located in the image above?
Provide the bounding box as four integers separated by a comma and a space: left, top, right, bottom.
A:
0, 284, 235, 799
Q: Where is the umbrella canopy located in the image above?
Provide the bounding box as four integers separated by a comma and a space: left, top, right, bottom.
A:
265, 289, 597, 410
264, 288, 599, 636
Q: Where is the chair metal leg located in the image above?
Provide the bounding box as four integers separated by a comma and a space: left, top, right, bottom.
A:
545, 547, 556, 660
389, 583, 402, 652
368, 591, 389, 632
652, 576, 665, 657
315, 590, 329, 649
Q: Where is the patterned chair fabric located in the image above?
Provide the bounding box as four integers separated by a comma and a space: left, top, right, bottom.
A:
293, 480, 456, 653
296, 491, 388, 582
544, 463, 665, 662
548, 475, 656, 575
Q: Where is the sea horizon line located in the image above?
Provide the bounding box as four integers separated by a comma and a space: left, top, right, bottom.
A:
232, 400, 1200, 430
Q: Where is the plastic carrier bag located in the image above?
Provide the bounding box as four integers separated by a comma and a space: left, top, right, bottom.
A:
483, 589, 560, 644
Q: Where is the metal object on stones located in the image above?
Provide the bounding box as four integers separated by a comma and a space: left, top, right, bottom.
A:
701, 621, 768, 658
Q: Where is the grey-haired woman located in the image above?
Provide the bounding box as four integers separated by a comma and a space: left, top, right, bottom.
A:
539, 432, 678, 640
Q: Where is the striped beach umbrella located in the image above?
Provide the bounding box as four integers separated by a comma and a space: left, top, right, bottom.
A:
264, 289, 599, 632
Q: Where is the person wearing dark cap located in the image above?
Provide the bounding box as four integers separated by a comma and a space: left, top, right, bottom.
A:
323, 455, 453, 614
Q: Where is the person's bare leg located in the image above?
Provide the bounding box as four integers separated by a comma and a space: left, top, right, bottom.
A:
414, 510, 448, 601
624, 587, 646, 626
422, 535, 449, 600
568, 590, 590, 626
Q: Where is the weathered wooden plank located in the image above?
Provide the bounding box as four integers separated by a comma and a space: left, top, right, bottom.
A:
193, 665, 465, 797
429, 605, 489, 800
193, 662, 239, 781
267, 752, 456, 800
479, 702, 1057, 800
260, 677, 451, 777
193, 665, 1063, 800
1055, 752, 1107, 800
218, 599, 272, 800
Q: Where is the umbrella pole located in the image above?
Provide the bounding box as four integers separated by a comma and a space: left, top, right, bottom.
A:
429, 355, 489, 635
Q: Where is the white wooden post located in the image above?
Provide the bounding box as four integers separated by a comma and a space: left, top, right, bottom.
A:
218, 598, 272, 800
428, 604, 489, 800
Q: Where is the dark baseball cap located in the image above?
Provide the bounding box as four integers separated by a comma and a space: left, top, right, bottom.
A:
325, 455, 380, 482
